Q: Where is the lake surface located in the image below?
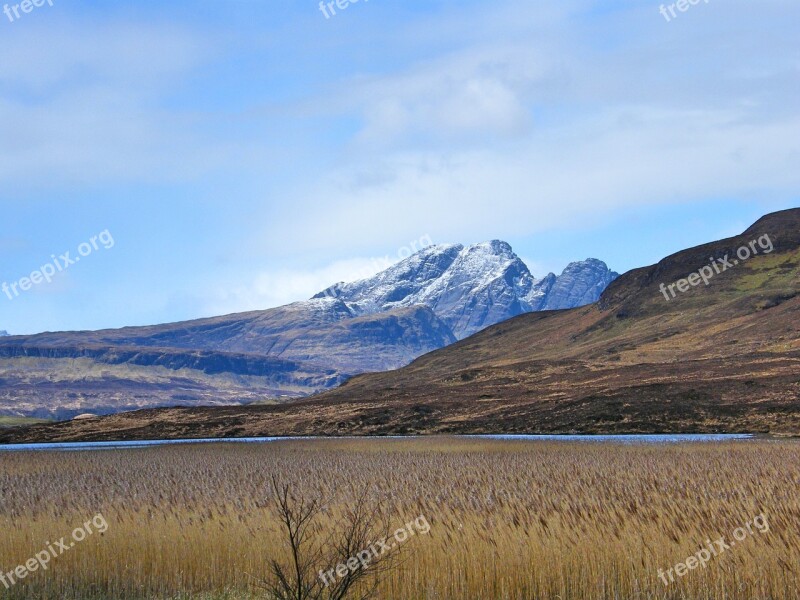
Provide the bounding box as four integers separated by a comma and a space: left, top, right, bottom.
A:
0, 434, 754, 452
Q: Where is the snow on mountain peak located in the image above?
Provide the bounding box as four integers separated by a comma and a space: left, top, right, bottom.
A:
312, 241, 618, 340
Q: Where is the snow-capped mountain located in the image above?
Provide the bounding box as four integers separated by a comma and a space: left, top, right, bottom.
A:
0, 240, 617, 419
314, 241, 618, 339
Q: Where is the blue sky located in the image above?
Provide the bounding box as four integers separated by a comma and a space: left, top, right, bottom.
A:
1, 0, 798, 334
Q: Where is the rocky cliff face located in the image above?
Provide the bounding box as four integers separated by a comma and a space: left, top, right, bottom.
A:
315, 242, 618, 339
538, 259, 620, 311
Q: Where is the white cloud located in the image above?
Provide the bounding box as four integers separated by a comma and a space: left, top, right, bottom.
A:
261, 107, 800, 254
348, 44, 541, 145
250, 0, 800, 254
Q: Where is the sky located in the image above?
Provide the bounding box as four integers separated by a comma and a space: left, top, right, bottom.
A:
1, 0, 798, 335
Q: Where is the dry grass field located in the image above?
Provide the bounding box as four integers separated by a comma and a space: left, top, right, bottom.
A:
1, 438, 799, 599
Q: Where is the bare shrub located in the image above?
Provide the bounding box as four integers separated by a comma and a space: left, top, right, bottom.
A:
262, 475, 399, 600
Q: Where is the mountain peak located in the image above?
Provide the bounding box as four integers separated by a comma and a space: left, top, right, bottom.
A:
539, 259, 619, 311
470, 240, 515, 255
743, 208, 800, 244
312, 241, 617, 339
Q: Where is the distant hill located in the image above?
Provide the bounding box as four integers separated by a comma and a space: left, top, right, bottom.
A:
5, 208, 799, 443
0, 243, 615, 419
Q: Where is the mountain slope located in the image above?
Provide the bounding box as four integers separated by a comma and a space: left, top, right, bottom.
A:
5, 300, 454, 372
0, 303, 453, 419
7, 208, 797, 442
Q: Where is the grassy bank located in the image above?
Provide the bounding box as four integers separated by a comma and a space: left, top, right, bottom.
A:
0, 416, 52, 428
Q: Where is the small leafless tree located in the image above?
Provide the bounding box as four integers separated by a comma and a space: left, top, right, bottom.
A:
261, 475, 401, 600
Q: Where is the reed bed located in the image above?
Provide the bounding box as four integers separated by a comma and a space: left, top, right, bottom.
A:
1, 438, 798, 599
